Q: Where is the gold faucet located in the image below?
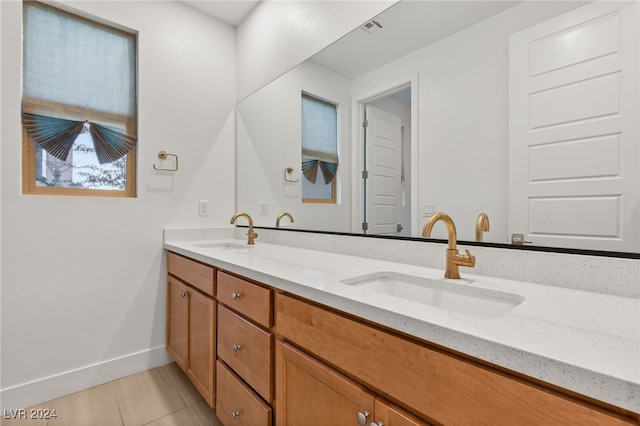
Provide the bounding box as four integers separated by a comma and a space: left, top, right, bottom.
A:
276, 212, 294, 228
475, 213, 490, 242
230, 213, 258, 245
422, 212, 476, 279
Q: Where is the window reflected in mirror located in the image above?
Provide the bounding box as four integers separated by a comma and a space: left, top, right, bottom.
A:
301, 92, 339, 203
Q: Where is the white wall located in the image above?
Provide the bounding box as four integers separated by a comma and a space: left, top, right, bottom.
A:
237, 61, 352, 231
236, 0, 397, 101
351, 2, 584, 242
0, 0, 236, 408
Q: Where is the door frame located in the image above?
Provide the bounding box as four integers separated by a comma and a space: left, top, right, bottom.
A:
351, 72, 419, 235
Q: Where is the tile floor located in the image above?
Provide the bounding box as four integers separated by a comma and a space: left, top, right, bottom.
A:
1, 363, 222, 426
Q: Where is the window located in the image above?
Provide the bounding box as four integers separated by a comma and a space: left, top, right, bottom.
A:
301, 93, 339, 203
22, 1, 137, 197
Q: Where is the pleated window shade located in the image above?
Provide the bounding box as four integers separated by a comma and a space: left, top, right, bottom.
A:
301, 94, 339, 203
22, 1, 137, 165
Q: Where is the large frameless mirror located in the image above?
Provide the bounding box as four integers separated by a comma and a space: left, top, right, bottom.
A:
237, 0, 639, 255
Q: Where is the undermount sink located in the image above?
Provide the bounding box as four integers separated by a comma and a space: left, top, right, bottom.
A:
194, 242, 252, 250
341, 272, 523, 318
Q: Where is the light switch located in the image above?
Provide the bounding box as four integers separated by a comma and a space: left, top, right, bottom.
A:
259, 202, 268, 216
423, 203, 436, 217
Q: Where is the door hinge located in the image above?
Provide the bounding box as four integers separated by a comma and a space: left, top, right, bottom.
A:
511, 233, 533, 245
362, 222, 368, 231
362, 170, 368, 179
362, 119, 369, 128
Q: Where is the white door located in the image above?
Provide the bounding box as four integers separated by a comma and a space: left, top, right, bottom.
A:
509, 1, 639, 252
365, 105, 402, 235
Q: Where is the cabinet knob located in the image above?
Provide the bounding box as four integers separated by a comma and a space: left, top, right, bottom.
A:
233, 344, 241, 353
231, 292, 241, 300
231, 410, 240, 420
179, 291, 188, 298
356, 411, 370, 426
370, 422, 384, 426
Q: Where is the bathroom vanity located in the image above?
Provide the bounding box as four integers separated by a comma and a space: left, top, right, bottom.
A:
163, 231, 639, 425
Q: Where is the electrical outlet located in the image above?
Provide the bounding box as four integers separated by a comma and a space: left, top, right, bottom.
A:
423, 203, 436, 217
198, 200, 209, 216
259, 202, 268, 216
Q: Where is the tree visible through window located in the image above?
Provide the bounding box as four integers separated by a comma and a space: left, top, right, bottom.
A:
22, 1, 137, 196
301, 93, 339, 203
35, 132, 127, 189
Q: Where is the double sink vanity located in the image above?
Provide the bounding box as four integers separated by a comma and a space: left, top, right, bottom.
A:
162, 1, 639, 422
164, 226, 639, 425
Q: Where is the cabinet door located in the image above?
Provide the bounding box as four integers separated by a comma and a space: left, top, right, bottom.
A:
186, 287, 216, 408
275, 293, 634, 425
275, 341, 375, 426
373, 399, 431, 426
166, 276, 188, 371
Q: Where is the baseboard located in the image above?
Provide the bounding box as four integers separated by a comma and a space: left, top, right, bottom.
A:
0, 345, 172, 410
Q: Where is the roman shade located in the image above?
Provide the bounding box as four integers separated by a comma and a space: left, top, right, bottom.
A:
22, 1, 137, 164
301, 93, 338, 184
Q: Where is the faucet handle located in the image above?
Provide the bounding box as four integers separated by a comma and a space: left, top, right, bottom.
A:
247, 230, 258, 244
459, 249, 476, 267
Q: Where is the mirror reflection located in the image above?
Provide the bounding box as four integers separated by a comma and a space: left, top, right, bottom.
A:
237, 0, 639, 253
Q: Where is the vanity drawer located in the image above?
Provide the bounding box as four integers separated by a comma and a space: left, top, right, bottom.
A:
217, 271, 272, 327
216, 360, 272, 426
217, 305, 273, 402
167, 251, 215, 297
274, 292, 633, 425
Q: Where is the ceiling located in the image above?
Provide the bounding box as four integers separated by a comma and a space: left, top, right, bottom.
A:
181, 1, 261, 26
310, 1, 521, 79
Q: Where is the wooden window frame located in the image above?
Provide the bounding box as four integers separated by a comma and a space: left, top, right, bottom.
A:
21, 1, 137, 198
22, 128, 137, 198
301, 178, 337, 204
301, 93, 339, 204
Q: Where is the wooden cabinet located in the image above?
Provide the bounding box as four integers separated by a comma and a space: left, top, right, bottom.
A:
216, 271, 274, 425
275, 340, 427, 426
217, 271, 272, 327
166, 252, 216, 408
276, 340, 375, 426
185, 285, 215, 406
218, 305, 273, 401
167, 251, 215, 296
274, 292, 636, 425
165, 254, 636, 425
216, 360, 272, 426
373, 399, 431, 426
167, 276, 188, 370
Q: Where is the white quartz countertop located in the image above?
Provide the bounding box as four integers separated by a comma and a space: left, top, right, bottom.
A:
164, 238, 640, 413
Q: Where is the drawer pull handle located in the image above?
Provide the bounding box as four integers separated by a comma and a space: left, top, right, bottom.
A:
357, 411, 370, 426
231, 292, 241, 300
233, 344, 241, 353
231, 410, 240, 420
